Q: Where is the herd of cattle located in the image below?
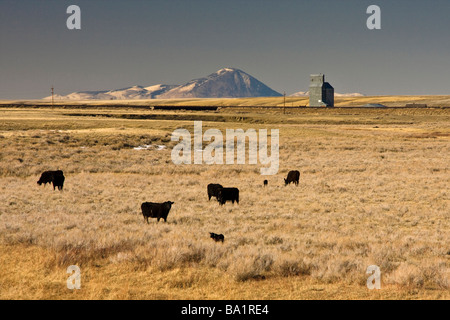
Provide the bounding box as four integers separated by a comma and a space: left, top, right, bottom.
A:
37, 169, 301, 243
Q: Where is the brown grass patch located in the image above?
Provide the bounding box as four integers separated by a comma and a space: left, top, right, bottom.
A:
0, 107, 449, 299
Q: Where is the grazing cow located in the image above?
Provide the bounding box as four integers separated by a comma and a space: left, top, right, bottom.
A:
37, 170, 65, 191
207, 183, 223, 201
263, 179, 268, 187
210, 232, 225, 243
141, 201, 174, 223
284, 170, 300, 186
217, 187, 239, 205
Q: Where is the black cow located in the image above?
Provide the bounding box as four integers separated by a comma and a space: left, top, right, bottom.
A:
210, 232, 225, 243
141, 201, 174, 223
207, 183, 223, 201
284, 170, 300, 186
217, 187, 239, 205
263, 179, 268, 187
37, 170, 65, 190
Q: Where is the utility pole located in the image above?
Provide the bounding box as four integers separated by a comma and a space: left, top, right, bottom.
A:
51, 86, 54, 106
283, 92, 286, 114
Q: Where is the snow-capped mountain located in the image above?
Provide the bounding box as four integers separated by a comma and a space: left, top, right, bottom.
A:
44, 84, 178, 100
45, 68, 281, 100
106, 85, 179, 100
142, 84, 179, 98
158, 68, 282, 98
44, 68, 362, 100
289, 91, 364, 97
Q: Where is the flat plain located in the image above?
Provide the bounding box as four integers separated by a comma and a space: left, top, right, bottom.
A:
0, 99, 449, 299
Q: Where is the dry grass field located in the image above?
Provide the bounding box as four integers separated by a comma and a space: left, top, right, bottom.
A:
2, 94, 450, 107
0, 102, 449, 300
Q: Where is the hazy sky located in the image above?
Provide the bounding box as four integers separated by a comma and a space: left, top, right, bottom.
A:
1, 0, 449, 99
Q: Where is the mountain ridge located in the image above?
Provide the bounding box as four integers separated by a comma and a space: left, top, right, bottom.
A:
44, 68, 282, 100
290, 91, 364, 97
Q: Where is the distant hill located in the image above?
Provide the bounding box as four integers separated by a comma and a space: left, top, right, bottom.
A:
44, 68, 282, 100
12, 95, 450, 108
335, 92, 365, 97
159, 68, 282, 99
289, 91, 309, 97
46, 84, 178, 100
290, 91, 364, 97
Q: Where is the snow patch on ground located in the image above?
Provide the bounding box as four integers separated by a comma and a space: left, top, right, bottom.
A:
133, 144, 166, 150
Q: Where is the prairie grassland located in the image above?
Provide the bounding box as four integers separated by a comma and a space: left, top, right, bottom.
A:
2, 94, 450, 107
0, 106, 449, 300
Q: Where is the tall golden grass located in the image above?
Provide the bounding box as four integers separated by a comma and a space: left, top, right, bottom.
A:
1, 94, 450, 107
0, 106, 448, 299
